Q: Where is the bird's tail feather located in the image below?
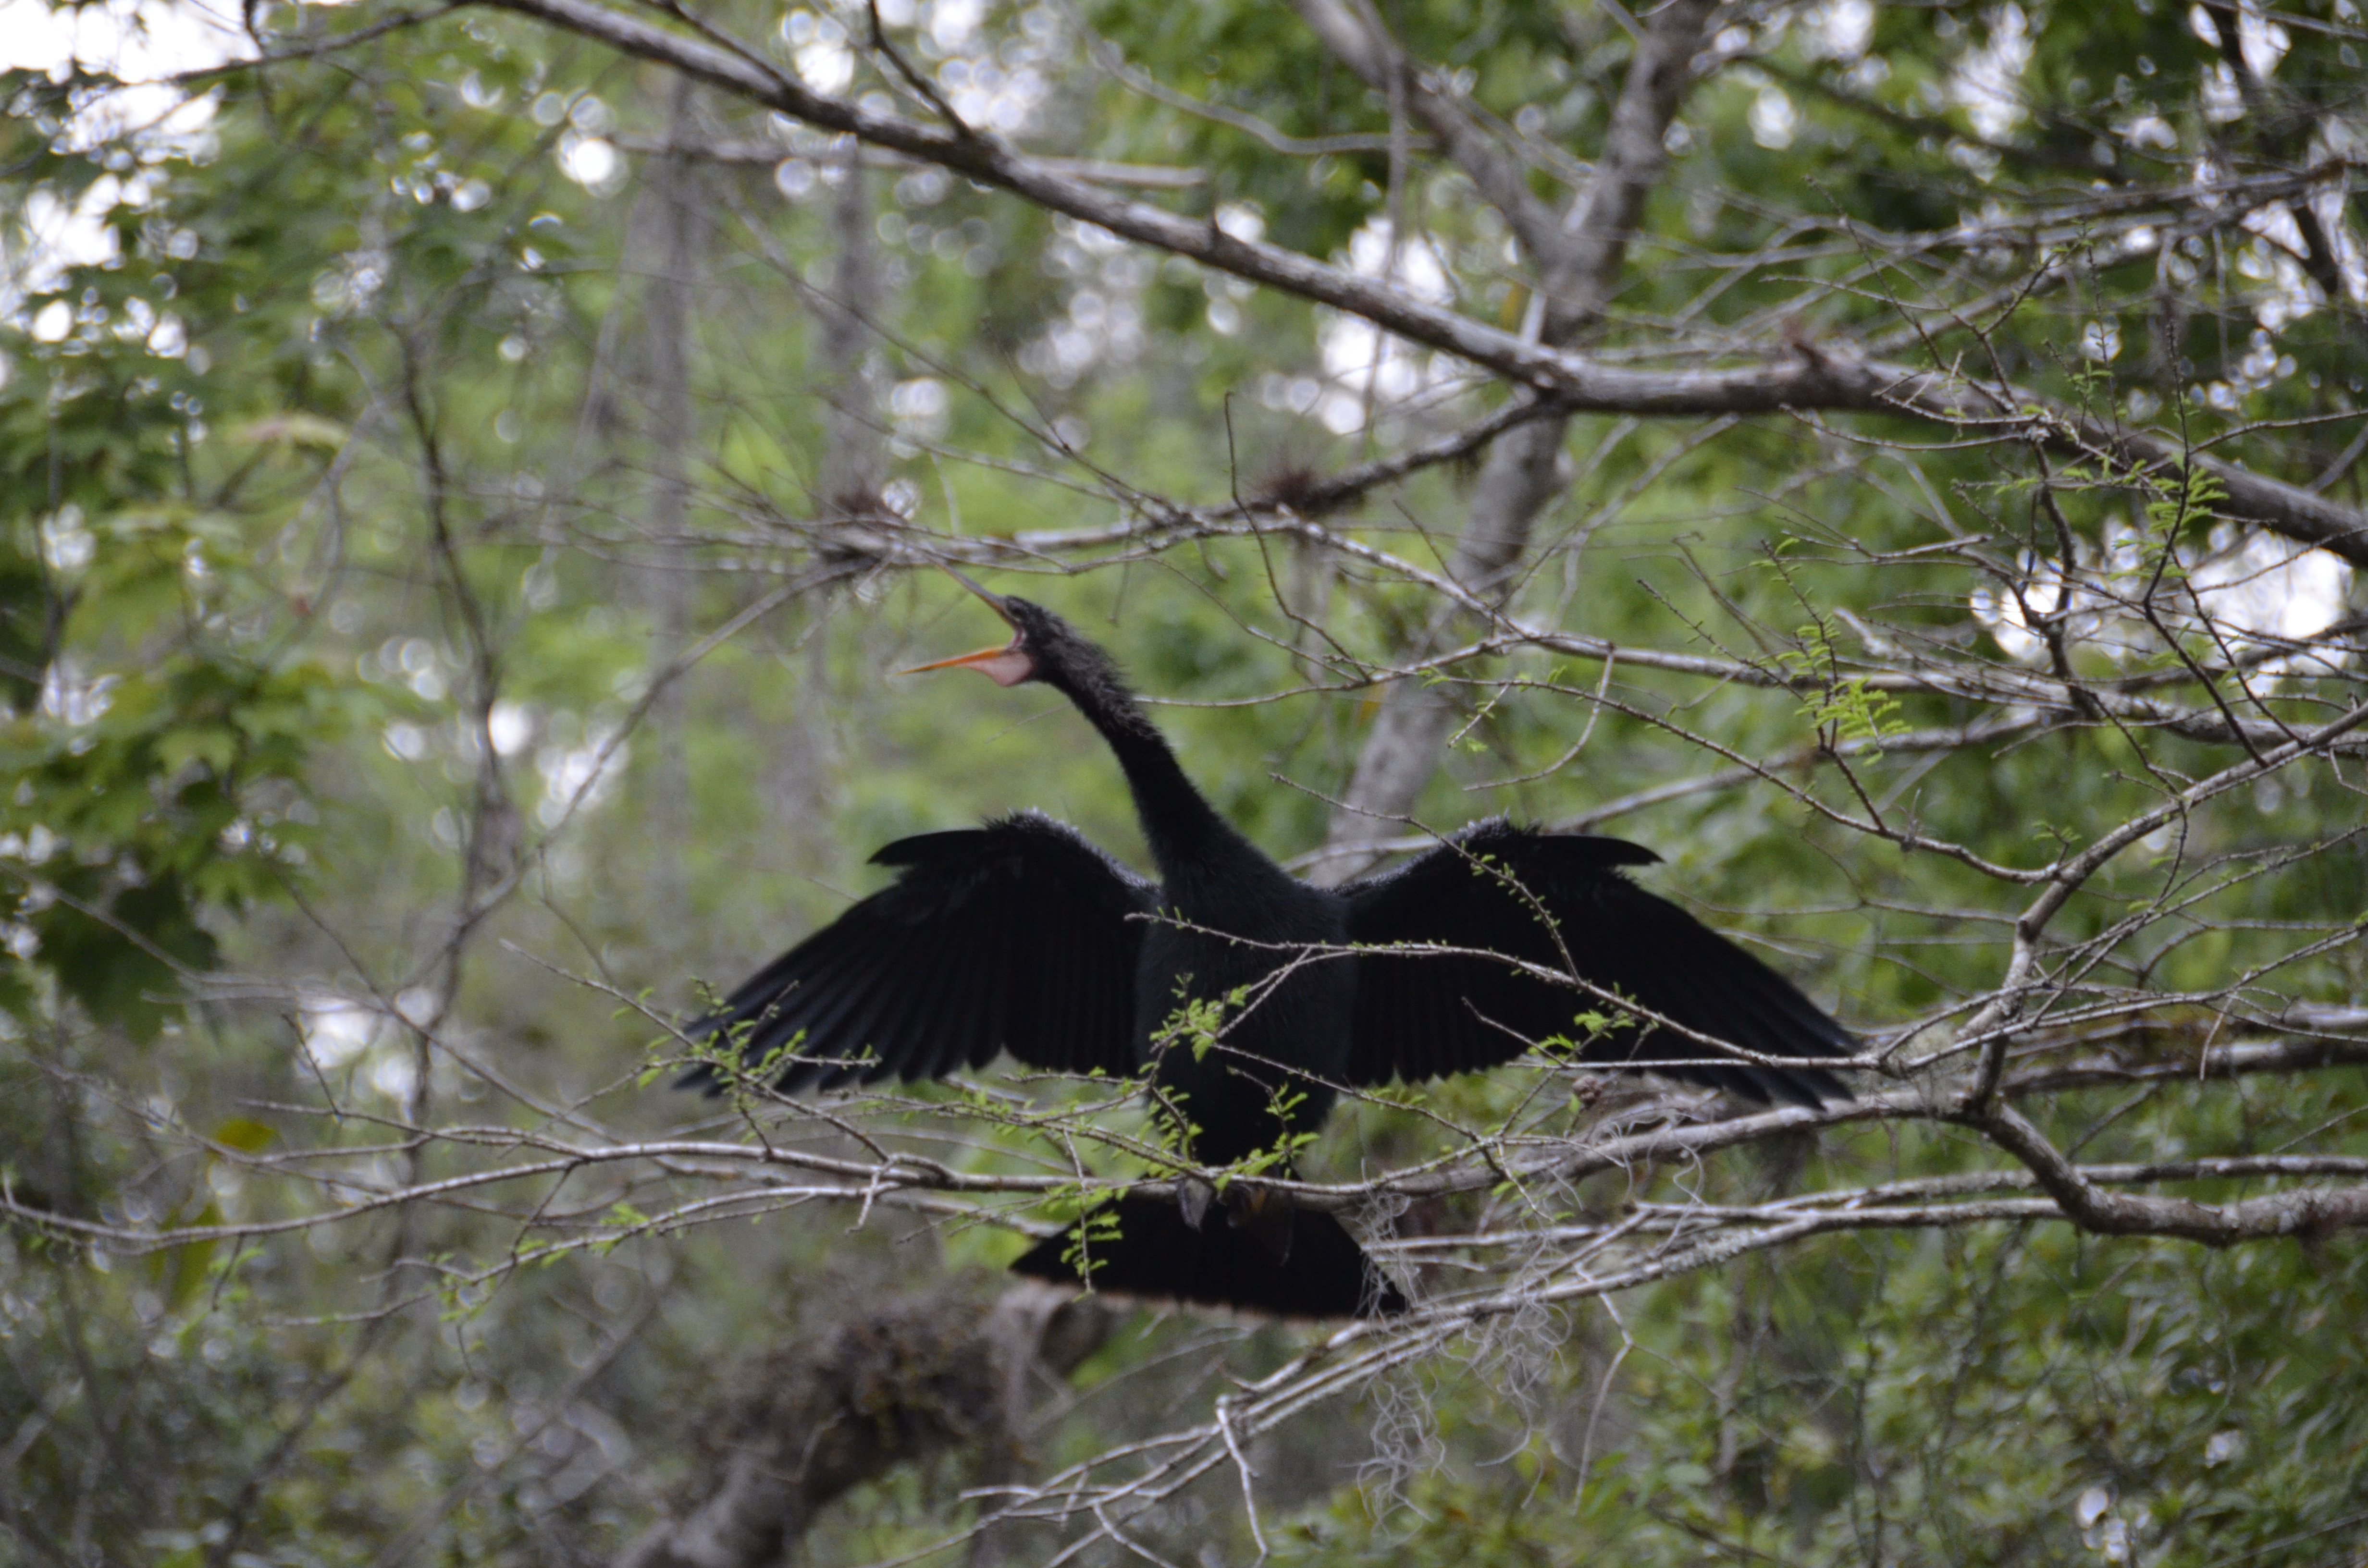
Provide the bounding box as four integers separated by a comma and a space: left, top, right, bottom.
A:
1011, 1196, 1407, 1320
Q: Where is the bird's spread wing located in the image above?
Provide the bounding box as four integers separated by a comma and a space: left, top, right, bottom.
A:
1341, 820, 1853, 1106
682, 811, 1155, 1093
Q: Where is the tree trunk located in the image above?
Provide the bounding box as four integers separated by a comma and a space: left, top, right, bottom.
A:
1315, 0, 1722, 879
611, 1284, 1110, 1568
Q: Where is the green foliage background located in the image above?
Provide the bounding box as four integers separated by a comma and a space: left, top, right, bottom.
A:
2, 0, 2365, 1564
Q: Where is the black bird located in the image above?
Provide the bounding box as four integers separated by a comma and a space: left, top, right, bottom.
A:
687, 577, 1852, 1318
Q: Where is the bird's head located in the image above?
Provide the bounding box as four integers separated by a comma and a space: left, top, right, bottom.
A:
900, 570, 1131, 710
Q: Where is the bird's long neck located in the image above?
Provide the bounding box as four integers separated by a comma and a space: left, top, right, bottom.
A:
1056, 680, 1246, 881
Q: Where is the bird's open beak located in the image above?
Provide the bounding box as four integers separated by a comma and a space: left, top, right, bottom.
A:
940, 566, 1017, 629
900, 640, 1035, 686
897, 567, 1035, 686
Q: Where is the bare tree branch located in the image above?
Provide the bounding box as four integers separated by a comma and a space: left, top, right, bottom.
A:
1315, 0, 1726, 875
445, 0, 2367, 558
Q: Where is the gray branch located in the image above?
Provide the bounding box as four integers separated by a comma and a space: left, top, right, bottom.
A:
1284, 0, 1561, 257
458, 0, 2366, 563
1314, 0, 1722, 876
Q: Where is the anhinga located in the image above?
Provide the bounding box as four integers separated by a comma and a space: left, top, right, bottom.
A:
687, 577, 1853, 1318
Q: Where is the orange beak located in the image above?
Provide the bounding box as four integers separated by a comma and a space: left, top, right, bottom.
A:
897, 567, 1036, 686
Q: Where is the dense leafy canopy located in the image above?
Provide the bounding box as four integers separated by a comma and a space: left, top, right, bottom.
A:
2, 0, 2365, 1563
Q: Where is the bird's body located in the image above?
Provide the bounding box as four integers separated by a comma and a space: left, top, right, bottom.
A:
687, 583, 1855, 1318
1142, 858, 1356, 1167
1086, 695, 1357, 1168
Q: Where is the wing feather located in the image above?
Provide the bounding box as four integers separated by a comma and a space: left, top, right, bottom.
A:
1015, 904, 1076, 1073
683, 812, 1154, 1093
964, 932, 1016, 1074
918, 925, 996, 1083
949, 910, 1020, 1078
1343, 821, 1852, 1105
852, 946, 938, 1085
775, 934, 913, 1088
